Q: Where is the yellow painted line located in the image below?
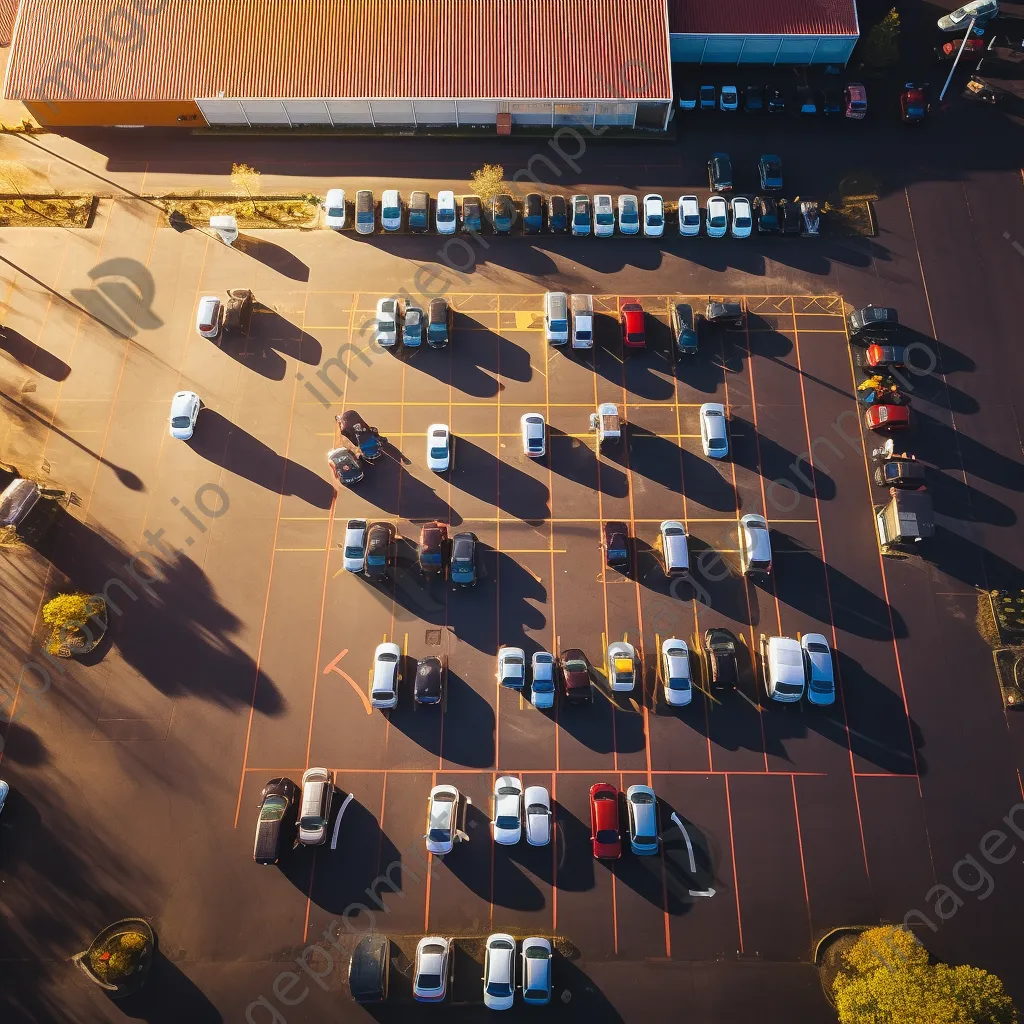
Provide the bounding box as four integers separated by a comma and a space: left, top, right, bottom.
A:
501, 549, 567, 554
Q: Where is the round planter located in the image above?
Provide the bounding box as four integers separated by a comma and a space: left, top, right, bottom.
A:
72, 918, 154, 998
814, 925, 869, 1007
48, 599, 108, 658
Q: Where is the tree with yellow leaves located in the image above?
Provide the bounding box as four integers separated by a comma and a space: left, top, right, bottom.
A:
469, 163, 506, 202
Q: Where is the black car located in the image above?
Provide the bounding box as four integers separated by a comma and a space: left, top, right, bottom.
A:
703, 628, 739, 688
547, 194, 568, 233
679, 81, 699, 110
796, 85, 817, 114
822, 87, 843, 115
671, 302, 698, 355
704, 300, 744, 327
414, 656, 445, 705
418, 520, 448, 574
523, 193, 543, 234
338, 409, 384, 460
847, 305, 899, 337
427, 297, 452, 348
349, 933, 390, 1003
461, 194, 482, 233
365, 522, 396, 580
708, 153, 733, 192
223, 288, 254, 337
744, 85, 764, 112
450, 531, 478, 586
767, 87, 786, 113
779, 199, 802, 236
874, 459, 927, 488
253, 777, 298, 865
490, 194, 515, 234
327, 446, 364, 487
408, 190, 429, 233
603, 521, 630, 569
755, 195, 780, 234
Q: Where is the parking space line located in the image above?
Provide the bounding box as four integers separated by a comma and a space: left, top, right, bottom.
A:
543, 339, 560, 774
791, 776, 814, 944
423, 771, 434, 932
241, 765, 827, 777
724, 775, 744, 953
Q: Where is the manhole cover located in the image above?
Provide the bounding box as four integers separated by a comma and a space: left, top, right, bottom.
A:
425, 629, 442, 646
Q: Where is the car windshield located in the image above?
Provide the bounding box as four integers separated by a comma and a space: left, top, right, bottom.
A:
550, 318, 568, 333
609, 547, 627, 561
776, 681, 803, 695
533, 679, 554, 692
428, 323, 446, 337
357, 211, 372, 223
383, 205, 399, 218
496, 813, 519, 830
596, 212, 614, 225
437, 207, 455, 221
684, 213, 700, 226
430, 445, 449, 459
378, 653, 398, 664
810, 678, 834, 693
565, 658, 586, 673
405, 322, 421, 336
596, 829, 618, 845
622, 208, 638, 223
648, 213, 663, 226
504, 656, 523, 666
259, 795, 287, 821
627, 333, 644, 345
710, 214, 726, 227
344, 545, 363, 558
736, 215, 751, 228
418, 971, 442, 989
300, 814, 324, 829
372, 689, 393, 701
487, 979, 513, 998
807, 643, 829, 654
170, 416, 192, 428
669, 676, 690, 690
710, 438, 727, 451
327, 206, 344, 217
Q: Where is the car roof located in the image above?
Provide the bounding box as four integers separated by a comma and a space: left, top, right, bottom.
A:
170, 390, 197, 414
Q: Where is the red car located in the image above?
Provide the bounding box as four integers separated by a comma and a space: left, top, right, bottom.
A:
589, 783, 621, 859
559, 648, 592, 705
865, 404, 910, 431
900, 86, 928, 123
619, 302, 646, 350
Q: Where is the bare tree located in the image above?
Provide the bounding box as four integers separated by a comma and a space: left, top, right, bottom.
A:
230, 162, 262, 215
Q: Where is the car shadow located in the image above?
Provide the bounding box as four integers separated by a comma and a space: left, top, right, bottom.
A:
730, 415, 836, 502
438, 670, 496, 768
681, 446, 738, 513
234, 234, 310, 281
217, 305, 322, 382
109, 942, 223, 1023
450, 437, 550, 521
622, 424, 682, 494
592, 314, 676, 402
548, 425, 629, 499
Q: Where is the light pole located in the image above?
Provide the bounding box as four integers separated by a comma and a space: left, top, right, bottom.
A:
940, 17, 978, 101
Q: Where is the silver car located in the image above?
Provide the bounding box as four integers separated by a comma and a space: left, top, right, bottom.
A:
414, 936, 451, 1002
342, 518, 367, 573
497, 646, 526, 689
297, 767, 333, 845
425, 784, 460, 855
492, 775, 523, 845
483, 933, 516, 1010
530, 651, 555, 709
524, 786, 552, 846
520, 937, 552, 1005
661, 638, 692, 707
625, 784, 659, 855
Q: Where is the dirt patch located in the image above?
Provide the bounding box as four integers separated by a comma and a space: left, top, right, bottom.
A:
977, 592, 1001, 647
825, 198, 876, 236
156, 195, 320, 229
0, 195, 94, 227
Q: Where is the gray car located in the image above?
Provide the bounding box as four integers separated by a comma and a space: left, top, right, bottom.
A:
625, 784, 659, 855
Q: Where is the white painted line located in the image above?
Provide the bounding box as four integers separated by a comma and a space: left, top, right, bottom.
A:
670, 812, 716, 898
330, 791, 354, 850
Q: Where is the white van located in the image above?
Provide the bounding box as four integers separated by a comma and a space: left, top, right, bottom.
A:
544, 291, 569, 346
738, 514, 772, 576
571, 294, 594, 349
660, 520, 689, 577
762, 635, 805, 703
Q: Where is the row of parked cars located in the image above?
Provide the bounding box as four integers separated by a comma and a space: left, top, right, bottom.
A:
678, 81, 867, 118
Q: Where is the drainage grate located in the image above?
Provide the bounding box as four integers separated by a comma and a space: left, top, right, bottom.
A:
425, 629, 442, 646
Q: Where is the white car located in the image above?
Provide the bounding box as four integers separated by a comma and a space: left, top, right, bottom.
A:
706, 196, 728, 239
425, 785, 460, 855
678, 195, 700, 236
617, 194, 640, 235
731, 196, 753, 239
570, 194, 591, 236
608, 640, 637, 692
520, 413, 546, 458
436, 189, 457, 234
169, 390, 201, 440
0, 779, 7, 816
497, 646, 526, 689
530, 651, 555, 708
381, 188, 402, 231
938, 0, 998, 30
370, 641, 400, 709
323, 188, 346, 229
491, 775, 523, 845
195, 295, 222, 339
625, 784, 659, 855
524, 786, 552, 846
643, 193, 665, 237
700, 402, 729, 458
594, 193, 615, 237
342, 518, 367, 573
426, 423, 451, 472
802, 633, 836, 706
661, 638, 693, 707
719, 85, 739, 111
521, 937, 552, 1005
414, 936, 452, 1002
375, 297, 399, 347
764, 635, 805, 703
483, 933, 516, 1011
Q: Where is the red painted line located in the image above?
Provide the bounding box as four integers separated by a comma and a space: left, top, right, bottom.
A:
790, 776, 813, 943
423, 771, 434, 933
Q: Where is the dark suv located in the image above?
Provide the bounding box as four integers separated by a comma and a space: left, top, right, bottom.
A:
427, 298, 452, 348
253, 777, 298, 865
704, 628, 739, 688
603, 521, 630, 569
490, 194, 515, 234
708, 153, 733, 192
671, 302, 698, 354
461, 195, 482, 234
547, 194, 568, 233
364, 522, 396, 580
408, 190, 429, 233
337, 410, 384, 460
847, 305, 899, 337
418, 521, 448, 574
523, 193, 543, 234
450, 531, 478, 586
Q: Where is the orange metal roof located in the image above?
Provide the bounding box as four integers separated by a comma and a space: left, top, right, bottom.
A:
4, 0, 672, 102
667, 0, 858, 36
0, 0, 18, 46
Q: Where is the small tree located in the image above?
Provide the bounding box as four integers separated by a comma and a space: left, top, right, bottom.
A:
861, 8, 900, 68
469, 163, 506, 202
42, 592, 104, 655
834, 927, 1018, 1024
230, 162, 261, 215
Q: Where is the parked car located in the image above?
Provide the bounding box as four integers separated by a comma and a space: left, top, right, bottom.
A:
520, 938, 553, 1005
738, 513, 772, 576
370, 641, 401, 710
767, 87, 787, 113
678, 82, 698, 110
671, 301, 698, 354
364, 521, 396, 580
800, 199, 821, 236
938, 0, 998, 31
547, 194, 568, 233
864, 343, 907, 369
355, 189, 374, 234
483, 934, 516, 1011
523, 192, 543, 234
848, 305, 899, 337
560, 648, 593, 704
590, 782, 621, 859
498, 646, 526, 690
169, 390, 201, 440
415, 655, 445, 705
704, 300, 744, 327
608, 640, 638, 692
625, 785, 659, 855
323, 187, 346, 229
844, 82, 867, 118
603, 520, 630, 569
524, 786, 552, 846
426, 423, 451, 472
427, 297, 452, 348
779, 199, 803, 236
450, 531, 478, 586
744, 84, 764, 112
661, 638, 693, 707
462, 194, 483, 233
660, 519, 689, 577
436, 189, 456, 234
755, 195, 780, 234
708, 153, 733, 191
619, 301, 646, 350
704, 628, 739, 687
802, 633, 836, 706
699, 84, 716, 109
796, 86, 817, 114
571, 194, 591, 236
403, 304, 423, 347
530, 651, 556, 708
380, 188, 402, 231
936, 37, 985, 59
706, 195, 728, 238
375, 296, 400, 347
424, 786, 460, 855
408, 190, 429, 232
253, 777, 298, 864
491, 775, 523, 844
195, 295, 223, 340
618, 194, 640, 235
758, 154, 783, 191
338, 409, 384, 459
865, 404, 910, 431
490, 194, 514, 234
901, 84, 928, 122
699, 402, 729, 458
678, 194, 701, 236
729, 195, 753, 238
822, 87, 844, 115
417, 520, 448, 574
762, 634, 805, 702
874, 458, 926, 488
719, 85, 739, 111
413, 936, 452, 1002
297, 767, 333, 845
594, 193, 615, 237
327, 446, 364, 487
521, 413, 546, 457
342, 518, 367, 573
643, 193, 665, 237
349, 932, 390, 1004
